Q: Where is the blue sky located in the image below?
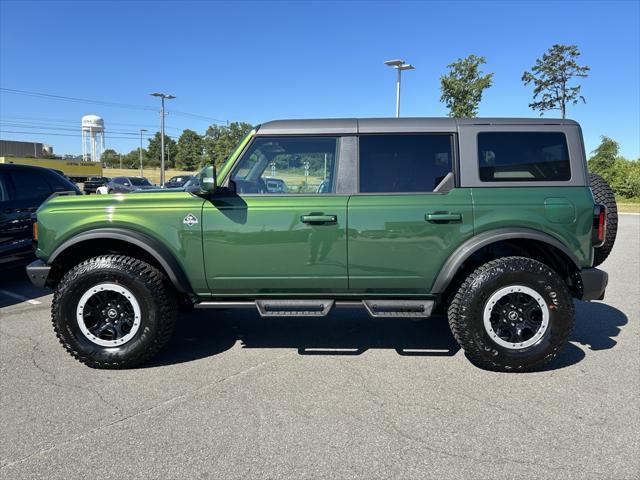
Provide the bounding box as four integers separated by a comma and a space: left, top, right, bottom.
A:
1, 0, 638, 158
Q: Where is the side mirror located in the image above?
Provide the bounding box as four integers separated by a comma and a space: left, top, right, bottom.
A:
198, 165, 217, 194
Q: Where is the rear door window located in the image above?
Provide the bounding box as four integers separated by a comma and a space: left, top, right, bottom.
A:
478, 132, 570, 182
359, 134, 453, 193
7, 169, 53, 200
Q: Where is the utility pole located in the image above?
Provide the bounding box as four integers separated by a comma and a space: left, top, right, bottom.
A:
139, 128, 147, 177
384, 59, 415, 117
150, 92, 176, 186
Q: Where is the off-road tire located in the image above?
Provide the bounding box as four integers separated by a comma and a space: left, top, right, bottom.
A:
52, 255, 177, 369
447, 256, 574, 372
590, 173, 618, 267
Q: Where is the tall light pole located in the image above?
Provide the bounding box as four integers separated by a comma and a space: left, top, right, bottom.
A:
150, 92, 175, 186
384, 59, 415, 117
139, 128, 147, 177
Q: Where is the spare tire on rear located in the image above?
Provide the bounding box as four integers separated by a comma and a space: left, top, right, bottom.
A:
590, 173, 618, 267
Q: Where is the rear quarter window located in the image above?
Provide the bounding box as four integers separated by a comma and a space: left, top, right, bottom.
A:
478, 132, 571, 182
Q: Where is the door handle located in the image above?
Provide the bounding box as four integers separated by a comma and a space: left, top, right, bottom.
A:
425, 212, 462, 222
300, 214, 337, 224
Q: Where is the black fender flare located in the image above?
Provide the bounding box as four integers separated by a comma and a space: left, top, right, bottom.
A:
430, 228, 581, 294
48, 228, 193, 294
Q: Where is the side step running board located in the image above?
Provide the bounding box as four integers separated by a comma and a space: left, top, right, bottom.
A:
195, 299, 434, 319
255, 299, 334, 317
362, 300, 434, 318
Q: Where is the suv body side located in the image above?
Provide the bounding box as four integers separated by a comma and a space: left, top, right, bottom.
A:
31, 118, 596, 301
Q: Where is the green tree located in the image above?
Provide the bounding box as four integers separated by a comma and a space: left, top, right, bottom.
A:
588, 135, 619, 175
203, 122, 253, 167
522, 44, 590, 118
440, 54, 493, 117
587, 136, 640, 199
100, 149, 120, 168
175, 129, 204, 171
122, 149, 145, 170
147, 132, 177, 169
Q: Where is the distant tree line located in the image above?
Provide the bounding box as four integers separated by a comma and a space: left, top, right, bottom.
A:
101, 121, 253, 172
588, 136, 640, 199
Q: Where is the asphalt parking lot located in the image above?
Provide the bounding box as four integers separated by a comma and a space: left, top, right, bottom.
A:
1, 215, 638, 480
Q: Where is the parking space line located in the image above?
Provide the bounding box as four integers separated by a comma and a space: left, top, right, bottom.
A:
0, 289, 42, 305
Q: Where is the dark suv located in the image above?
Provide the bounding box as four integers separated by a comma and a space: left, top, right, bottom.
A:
0, 164, 80, 272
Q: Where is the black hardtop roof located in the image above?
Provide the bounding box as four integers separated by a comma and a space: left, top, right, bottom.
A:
256, 117, 579, 135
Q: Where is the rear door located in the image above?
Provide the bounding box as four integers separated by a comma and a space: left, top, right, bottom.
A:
347, 133, 474, 294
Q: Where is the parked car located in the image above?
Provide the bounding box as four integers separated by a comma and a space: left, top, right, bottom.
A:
165, 175, 194, 188
0, 164, 80, 272
26, 118, 617, 371
106, 176, 155, 193
264, 178, 287, 193
83, 176, 110, 194
131, 176, 201, 194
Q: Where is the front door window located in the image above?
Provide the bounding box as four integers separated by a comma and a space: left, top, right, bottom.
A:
230, 136, 338, 194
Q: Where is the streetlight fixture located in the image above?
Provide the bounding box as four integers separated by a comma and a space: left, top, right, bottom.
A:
149, 92, 176, 186
384, 59, 414, 117
139, 128, 147, 177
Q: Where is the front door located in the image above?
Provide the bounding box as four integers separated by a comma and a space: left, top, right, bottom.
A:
202, 135, 349, 295
347, 133, 474, 294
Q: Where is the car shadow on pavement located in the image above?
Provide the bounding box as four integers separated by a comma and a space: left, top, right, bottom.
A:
148, 309, 461, 367
541, 300, 628, 371
0, 270, 51, 308
150, 300, 629, 370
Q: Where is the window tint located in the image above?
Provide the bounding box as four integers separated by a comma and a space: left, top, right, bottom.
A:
359, 134, 453, 193
231, 136, 338, 194
130, 178, 151, 186
0, 173, 8, 201
8, 169, 52, 200
45, 171, 77, 193
478, 132, 570, 182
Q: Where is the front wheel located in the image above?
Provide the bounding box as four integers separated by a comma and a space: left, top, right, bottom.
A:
447, 256, 574, 372
52, 255, 177, 368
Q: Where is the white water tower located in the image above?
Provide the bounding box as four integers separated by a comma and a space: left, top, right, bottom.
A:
81, 115, 105, 162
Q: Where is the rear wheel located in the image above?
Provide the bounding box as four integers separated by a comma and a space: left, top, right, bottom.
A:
448, 256, 574, 372
52, 255, 177, 368
590, 173, 618, 266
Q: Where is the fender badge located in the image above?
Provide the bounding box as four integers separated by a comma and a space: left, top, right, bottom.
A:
183, 213, 198, 227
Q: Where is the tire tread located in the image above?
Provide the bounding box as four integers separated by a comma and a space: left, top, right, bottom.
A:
447, 256, 575, 372
51, 255, 176, 369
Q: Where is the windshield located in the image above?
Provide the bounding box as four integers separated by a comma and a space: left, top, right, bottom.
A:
130, 178, 151, 186
217, 129, 257, 182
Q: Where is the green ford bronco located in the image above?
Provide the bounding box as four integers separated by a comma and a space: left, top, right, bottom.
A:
26, 118, 617, 371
